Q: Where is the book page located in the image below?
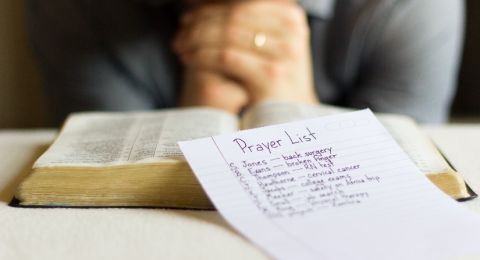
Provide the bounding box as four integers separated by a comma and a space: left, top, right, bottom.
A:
34, 108, 238, 167
180, 110, 480, 260
240, 101, 350, 129
242, 101, 451, 174
378, 115, 452, 174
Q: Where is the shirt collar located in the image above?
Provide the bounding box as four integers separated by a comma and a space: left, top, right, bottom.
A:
298, 0, 335, 19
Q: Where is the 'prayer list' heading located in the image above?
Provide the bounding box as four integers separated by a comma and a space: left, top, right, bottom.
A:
233, 127, 317, 154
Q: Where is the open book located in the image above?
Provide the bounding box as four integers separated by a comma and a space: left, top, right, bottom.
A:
13, 102, 475, 208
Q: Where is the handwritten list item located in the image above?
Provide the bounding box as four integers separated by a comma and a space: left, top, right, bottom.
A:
179, 110, 480, 260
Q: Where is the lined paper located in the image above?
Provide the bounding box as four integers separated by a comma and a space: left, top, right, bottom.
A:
179, 110, 480, 260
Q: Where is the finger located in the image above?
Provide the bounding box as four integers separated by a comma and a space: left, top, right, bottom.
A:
176, 3, 306, 60
227, 1, 309, 38
182, 69, 249, 113
182, 47, 282, 97
181, 4, 227, 26
182, 1, 307, 39
173, 9, 225, 53
175, 21, 297, 60
199, 71, 249, 112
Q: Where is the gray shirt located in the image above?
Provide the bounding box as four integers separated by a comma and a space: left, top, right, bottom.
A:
27, 0, 464, 124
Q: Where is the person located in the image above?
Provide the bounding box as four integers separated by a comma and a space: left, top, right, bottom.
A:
27, 0, 464, 125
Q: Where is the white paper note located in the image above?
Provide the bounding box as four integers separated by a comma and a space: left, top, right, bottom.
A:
179, 110, 480, 260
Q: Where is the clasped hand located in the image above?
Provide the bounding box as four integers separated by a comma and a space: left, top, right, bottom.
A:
173, 0, 319, 113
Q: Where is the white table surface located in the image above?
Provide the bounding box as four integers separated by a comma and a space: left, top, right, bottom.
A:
0, 127, 479, 260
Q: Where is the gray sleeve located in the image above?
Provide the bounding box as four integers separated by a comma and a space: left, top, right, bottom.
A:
27, 0, 180, 124
346, 0, 464, 123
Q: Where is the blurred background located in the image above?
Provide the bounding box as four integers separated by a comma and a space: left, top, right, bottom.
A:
0, 0, 478, 128
452, 0, 480, 120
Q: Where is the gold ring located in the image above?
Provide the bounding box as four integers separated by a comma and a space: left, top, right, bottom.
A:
253, 32, 267, 49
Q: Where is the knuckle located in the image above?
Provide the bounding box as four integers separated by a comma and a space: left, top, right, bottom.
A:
223, 26, 238, 45
228, 4, 247, 25
281, 42, 302, 59
219, 48, 235, 67
290, 5, 307, 22
223, 11, 243, 45
264, 61, 284, 80
285, 6, 309, 37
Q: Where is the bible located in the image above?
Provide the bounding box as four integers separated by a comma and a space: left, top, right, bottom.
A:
13, 101, 476, 208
